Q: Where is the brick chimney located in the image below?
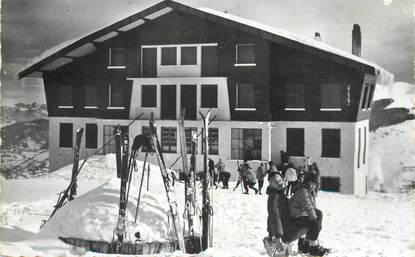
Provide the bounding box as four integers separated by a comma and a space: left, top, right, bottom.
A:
314, 32, 321, 41
352, 24, 361, 57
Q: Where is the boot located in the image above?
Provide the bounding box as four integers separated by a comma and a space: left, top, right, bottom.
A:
307, 243, 330, 256
297, 237, 308, 253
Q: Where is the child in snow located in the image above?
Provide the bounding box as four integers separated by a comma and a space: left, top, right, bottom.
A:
264, 172, 287, 256
284, 163, 298, 198
288, 172, 329, 256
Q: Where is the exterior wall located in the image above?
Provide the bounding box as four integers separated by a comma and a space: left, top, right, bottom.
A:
49, 117, 271, 182
270, 121, 359, 194
128, 77, 230, 121
353, 119, 369, 195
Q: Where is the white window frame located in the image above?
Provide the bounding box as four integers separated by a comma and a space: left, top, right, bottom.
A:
235, 43, 256, 67
108, 48, 126, 69
235, 83, 256, 111
107, 84, 126, 110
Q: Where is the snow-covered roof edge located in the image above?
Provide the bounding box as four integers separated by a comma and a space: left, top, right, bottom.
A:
19, 0, 393, 84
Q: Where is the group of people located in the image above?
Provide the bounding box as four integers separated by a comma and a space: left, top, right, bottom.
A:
264, 158, 330, 256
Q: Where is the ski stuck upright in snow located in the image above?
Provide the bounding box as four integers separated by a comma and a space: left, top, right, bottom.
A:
148, 112, 186, 252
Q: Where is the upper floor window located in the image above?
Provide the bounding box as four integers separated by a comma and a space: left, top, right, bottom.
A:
235, 44, 255, 66
321, 82, 341, 111
201, 84, 218, 108
361, 83, 375, 109
108, 82, 126, 109
58, 83, 73, 108
181, 46, 197, 65
141, 84, 157, 108
161, 47, 177, 65
285, 83, 305, 110
236, 83, 255, 110
85, 83, 98, 108
108, 48, 125, 69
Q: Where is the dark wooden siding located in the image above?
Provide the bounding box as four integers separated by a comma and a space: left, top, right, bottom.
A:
269, 42, 375, 122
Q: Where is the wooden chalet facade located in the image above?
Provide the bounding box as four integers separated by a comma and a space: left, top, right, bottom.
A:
19, 0, 393, 194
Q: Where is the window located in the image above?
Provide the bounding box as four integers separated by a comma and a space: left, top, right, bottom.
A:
103, 125, 128, 154
363, 126, 367, 164
286, 128, 304, 156
161, 47, 177, 65
185, 127, 197, 154
231, 128, 261, 160
85, 123, 98, 149
321, 129, 341, 158
236, 83, 255, 109
109, 48, 125, 68
321, 82, 341, 110
361, 83, 370, 109
201, 85, 218, 108
108, 82, 126, 109
85, 84, 98, 108
141, 85, 157, 107
366, 84, 375, 109
181, 46, 197, 65
285, 83, 305, 110
59, 123, 73, 148
161, 127, 177, 153
236, 44, 255, 65
58, 83, 73, 107
321, 177, 340, 192
202, 128, 219, 155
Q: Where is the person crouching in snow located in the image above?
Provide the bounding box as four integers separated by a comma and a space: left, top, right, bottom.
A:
264, 173, 287, 256
288, 172, 330, 256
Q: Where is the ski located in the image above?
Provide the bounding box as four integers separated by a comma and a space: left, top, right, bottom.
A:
178, 109, 201, 253
148, 112, 186, 252
40, 128, 84, 229
199, 110, 213, 250
113, 126, 130, 252
69, 128, 84, 200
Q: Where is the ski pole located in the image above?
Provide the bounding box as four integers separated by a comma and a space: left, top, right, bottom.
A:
146, 163, 150, 191
134, 151, 148, 224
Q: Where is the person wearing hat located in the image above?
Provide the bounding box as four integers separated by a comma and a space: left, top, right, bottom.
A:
288, 172, 330, 256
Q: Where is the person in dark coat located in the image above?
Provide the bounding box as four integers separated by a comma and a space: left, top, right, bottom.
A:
243, 163, 258, 194
216, 159, 231, 189
288, 172, 329, 256
208, 158, 217, 188
256, 163, 267, 194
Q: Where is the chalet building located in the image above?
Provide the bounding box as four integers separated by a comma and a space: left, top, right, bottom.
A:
19, 0, 393, 194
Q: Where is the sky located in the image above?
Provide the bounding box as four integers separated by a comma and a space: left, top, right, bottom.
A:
1, 0, 414, 106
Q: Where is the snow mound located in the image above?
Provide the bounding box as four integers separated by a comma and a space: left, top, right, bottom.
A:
373, 82, 415, 111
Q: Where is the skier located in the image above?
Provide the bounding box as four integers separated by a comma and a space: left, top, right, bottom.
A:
216, 159, 230, 189
233, 162, 245, 191
256, 162, 267, 195
243, 161, 258, 194
284, 163, 298, 198
264, 172, 287, 256
208, 158, 217, 188
288, 172, 329, 256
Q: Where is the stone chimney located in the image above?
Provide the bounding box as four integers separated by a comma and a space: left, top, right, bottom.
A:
314, 32, 321, 41
352, 24, 361, 57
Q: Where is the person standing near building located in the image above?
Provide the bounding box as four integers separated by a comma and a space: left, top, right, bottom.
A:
216, 158, 230, 189
208, 158, 217, 188
243, 161, 258, 194
256, 162, 267, 195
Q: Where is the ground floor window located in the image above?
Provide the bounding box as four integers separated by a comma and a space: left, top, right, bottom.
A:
321, 129, 341, 158
231, 128, 261, 160
161, 127, 177, 153
202, 128, 219, 155
85, 123, 98, 149
141, 126, 153, 152
103, 125, 128, 154
320, 176, 340, 192
286, 128, 304, 156
185, 127, 197, 154
59, 123, 73, 148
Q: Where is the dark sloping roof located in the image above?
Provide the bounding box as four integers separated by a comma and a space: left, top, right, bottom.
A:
18, 0, 393, 83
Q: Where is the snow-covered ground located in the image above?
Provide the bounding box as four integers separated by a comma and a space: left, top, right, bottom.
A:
0, 155, 414, 257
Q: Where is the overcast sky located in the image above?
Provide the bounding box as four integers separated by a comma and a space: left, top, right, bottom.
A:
1, 0, 413, 106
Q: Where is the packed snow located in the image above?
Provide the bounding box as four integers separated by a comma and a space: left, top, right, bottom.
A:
0, 154, 414, 257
